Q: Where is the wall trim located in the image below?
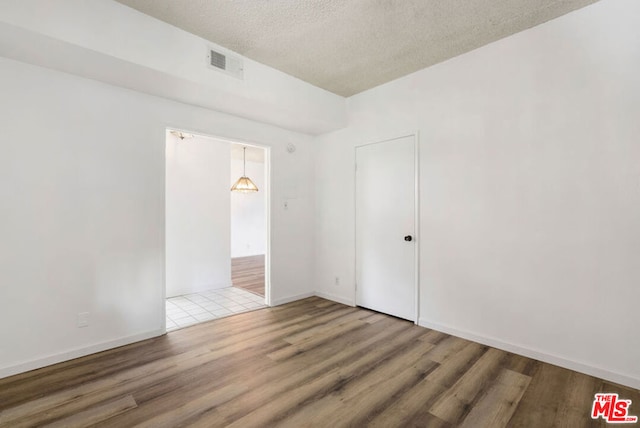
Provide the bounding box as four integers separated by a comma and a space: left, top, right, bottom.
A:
315, 291, 355, 307
167, 282, 233, 299
270, 291, 315, 306
0, 329, 164, 380
418, 317, 640, 390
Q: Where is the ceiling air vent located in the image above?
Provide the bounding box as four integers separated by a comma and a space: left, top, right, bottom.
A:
207, 48, 244, 80
209, 50, 226, 69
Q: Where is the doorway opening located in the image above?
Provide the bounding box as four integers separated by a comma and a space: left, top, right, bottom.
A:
230, 144, 267, 299
164, 130, 269, 332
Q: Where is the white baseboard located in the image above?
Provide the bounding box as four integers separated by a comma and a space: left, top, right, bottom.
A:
270, 291, 315, 306
270, 291, 355, 307
418, 318, 640, 390
0, 329, 164, 380
167, 282, 233, 298
315, 291, 355, 307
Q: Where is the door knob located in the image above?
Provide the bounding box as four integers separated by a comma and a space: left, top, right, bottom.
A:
404, 235, 413, 242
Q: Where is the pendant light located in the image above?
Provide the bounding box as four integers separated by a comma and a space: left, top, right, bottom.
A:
231, 147, 259, 192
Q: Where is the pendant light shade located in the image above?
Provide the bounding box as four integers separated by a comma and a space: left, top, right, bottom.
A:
231, 147, 259, 192
231, 176, 258, 192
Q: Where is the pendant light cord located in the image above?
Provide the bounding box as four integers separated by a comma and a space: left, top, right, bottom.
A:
243, 147, 247, 176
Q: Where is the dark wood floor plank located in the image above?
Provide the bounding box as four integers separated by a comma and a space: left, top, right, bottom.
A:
231, 255, 264, 296
502, 352, 539, 377
459, 368, 531, 428
551, 371, 601, 428
282, 308, 373, 345
426, 335, 471, 364
429, 347, 507, 424
133, 383, 247, 428
507, 363, 574, 427
368, 380, 449, 428
367, 341, 487, 427
267, 318, 368, 361
424, 341, 487, 388
419, 329, 450, 345
43, 395, 137, 428
1, 297, 638, 428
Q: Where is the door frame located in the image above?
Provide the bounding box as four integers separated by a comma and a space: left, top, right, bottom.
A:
353, 132, 420, 324
163, 128, 272, 334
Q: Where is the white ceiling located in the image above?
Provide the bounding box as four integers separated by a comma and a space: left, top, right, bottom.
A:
115, 0, 598, 97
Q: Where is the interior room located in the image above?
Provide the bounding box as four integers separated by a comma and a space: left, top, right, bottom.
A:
0, 0, 638, 426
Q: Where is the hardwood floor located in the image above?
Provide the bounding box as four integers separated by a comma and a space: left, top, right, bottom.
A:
231, 255, 264, 297
0, 297, 638, 427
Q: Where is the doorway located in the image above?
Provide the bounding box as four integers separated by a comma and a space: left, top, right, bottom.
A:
355, 134, 418, 322
164, 130, 269, 332
230, 144, 267, 298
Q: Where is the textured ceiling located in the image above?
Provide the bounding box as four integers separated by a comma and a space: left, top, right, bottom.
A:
115, 0, 599, 97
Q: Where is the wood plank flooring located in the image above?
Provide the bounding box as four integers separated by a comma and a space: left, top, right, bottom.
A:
231, 255, 264, 297
0, 297, 638, 427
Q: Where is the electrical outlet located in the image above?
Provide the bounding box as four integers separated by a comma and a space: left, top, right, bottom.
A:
335, 276, 340, 285
77, 312, 90, 328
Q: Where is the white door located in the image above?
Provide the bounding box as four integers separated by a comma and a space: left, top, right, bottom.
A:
356, 135, 416, 321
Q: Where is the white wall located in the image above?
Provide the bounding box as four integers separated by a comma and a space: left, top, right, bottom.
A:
0, 56, 315, 378
231, 157, 266, 258
315, 0, 640, 388
166, 133, 231, 297
0, 0, 346, 134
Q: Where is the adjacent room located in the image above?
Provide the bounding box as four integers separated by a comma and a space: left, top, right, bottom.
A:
165, 130, 267, 331
0, 0, 638, 426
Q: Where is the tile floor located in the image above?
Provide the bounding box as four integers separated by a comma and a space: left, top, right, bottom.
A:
166, 286, 266, 332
